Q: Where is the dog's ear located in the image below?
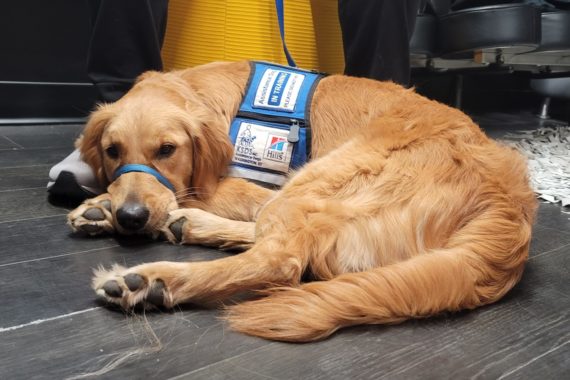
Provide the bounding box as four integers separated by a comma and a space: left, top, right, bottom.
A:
76, 105, 114, 187
182, 112, 234, 201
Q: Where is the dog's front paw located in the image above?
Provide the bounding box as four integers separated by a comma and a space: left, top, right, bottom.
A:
92, 264, 175, 309
160, 208, 209, 245
161, 214, 187, 244
160, 208, 255, 250
68, 194, 115, 236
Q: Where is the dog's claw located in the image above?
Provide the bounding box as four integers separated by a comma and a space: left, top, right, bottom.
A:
169, 218, 186, 242
124, 273, 145, 291
102, 280, 123, 297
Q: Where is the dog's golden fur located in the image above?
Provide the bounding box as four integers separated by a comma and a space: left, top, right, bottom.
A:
69, 61, 537, 342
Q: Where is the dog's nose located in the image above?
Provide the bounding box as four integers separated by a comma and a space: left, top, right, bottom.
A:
116, 202, 150, 231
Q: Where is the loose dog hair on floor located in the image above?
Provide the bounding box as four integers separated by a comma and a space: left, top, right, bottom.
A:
68, 61, 537, 342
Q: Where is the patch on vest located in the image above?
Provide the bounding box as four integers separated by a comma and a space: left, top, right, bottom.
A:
253, 69, 305, 112
232, 121, 293, 175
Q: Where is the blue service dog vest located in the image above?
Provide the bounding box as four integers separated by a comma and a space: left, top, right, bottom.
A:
228, 61, 324, 185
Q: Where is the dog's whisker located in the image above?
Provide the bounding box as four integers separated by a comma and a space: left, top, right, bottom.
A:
175, 189, 210, 196
173, 187, 210, 196
174, 192, 206, 200
174, 191, 202, 197
174, 188, 213, 201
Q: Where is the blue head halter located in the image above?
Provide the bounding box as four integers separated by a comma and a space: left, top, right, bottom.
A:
113, 164, 176, 192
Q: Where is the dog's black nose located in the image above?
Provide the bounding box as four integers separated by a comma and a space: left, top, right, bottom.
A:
116, 202, 150, 231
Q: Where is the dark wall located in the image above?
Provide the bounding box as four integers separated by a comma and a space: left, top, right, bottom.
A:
412, 69, 570, 121
0, 0, 97, 120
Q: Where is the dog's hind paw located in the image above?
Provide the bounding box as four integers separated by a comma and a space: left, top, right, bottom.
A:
68, 194, 115, 236
92, 264, 174, 309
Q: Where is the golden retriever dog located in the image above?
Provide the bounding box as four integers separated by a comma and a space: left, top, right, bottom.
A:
68, 61, 537, 342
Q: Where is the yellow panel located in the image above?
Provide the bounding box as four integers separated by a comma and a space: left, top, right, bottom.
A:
161, 0, 344, 73
310, 0, 345, 74
161, 1, 227, 68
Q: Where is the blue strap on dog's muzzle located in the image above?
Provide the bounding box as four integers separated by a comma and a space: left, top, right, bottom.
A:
113, 164, 175, 192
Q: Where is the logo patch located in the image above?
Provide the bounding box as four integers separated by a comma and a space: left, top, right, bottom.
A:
231, 122, 293, 173
264, 135, 289, 162
233, 124, 261, 167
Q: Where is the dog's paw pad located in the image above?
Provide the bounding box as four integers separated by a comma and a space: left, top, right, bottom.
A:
68, 197, 114, 236
168, 217, 187, 242
100, 200, 112, 212
93, 267, 172, 309
146, 280, 166, 307
124, 273, 145, 291
102, 280, 123, 297
84, 207, 106, 221
82, 224, 105, 234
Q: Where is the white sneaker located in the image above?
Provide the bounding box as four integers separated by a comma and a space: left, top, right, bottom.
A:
47, 149, 102, 201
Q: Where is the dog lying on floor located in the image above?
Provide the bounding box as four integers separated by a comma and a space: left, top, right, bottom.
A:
68, 61, 537, 342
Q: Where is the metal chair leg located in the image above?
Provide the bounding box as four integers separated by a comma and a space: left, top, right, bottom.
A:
537, 97, 551, 120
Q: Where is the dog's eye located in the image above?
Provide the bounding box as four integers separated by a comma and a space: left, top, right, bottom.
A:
105, 145, 119, 159
158, 144, 176, 158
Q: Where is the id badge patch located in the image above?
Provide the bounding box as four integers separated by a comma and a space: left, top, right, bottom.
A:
231, 121, 293, 174
253, 69, 305, 112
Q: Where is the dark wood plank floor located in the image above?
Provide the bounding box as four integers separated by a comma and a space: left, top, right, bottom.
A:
1, 115, 569, 379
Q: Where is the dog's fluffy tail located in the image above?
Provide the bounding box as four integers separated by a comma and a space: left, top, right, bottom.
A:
225, 206, 534, 342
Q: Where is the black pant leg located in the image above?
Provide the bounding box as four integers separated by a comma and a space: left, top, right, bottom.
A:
338, 0, 420, 86
87, 0, 169, 102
